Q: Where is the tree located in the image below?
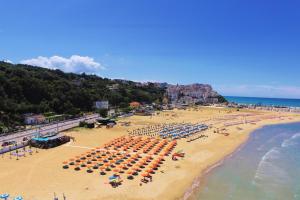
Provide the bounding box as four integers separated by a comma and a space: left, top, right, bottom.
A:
97, 109, 108, 118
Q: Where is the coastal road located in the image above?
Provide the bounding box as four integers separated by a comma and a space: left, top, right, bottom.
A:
0, 114, 100, 143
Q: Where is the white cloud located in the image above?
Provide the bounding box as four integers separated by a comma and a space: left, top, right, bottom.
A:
20, 55, 105, 74
3, 59, 13, 64
215, 84, 300, 99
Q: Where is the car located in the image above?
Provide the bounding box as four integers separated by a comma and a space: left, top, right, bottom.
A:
1, 141, 17, 147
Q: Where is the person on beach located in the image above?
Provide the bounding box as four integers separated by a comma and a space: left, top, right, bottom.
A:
54, 192, 58, 200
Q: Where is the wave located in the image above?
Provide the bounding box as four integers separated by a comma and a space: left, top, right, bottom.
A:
257, 132, 288, 151
291, 132, 300, 139
253, 147, 290, 186
281, 132, 300, 148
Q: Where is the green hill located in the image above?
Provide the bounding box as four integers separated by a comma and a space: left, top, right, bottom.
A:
0, 61, 165, 132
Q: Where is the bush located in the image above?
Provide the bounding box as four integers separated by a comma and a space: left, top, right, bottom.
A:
79, 121, 87, 127
97, 109, 108, 118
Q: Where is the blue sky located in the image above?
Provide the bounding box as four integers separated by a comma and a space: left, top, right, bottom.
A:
1, 0, 300, 98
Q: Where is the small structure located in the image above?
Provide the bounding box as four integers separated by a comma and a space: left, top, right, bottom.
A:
97, 118, 117, 126
24, 114, 46, 125
45, 114, 66, 123
129, 101, 141, 109
29, 133, 70, 149
95, 101, 109, 109
107, 84, 119, 91
108, 109, 116, 117
134, 109, 153, 116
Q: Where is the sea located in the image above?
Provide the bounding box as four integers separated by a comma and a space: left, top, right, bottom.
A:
195, 123, 300, 200
225, 96, 300, 108
194, 96, 300, 200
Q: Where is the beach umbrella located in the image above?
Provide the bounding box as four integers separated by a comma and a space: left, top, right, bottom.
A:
99, 166, 106, 175
62, 161, 69, 169
0, 194, 9, 200
127, 170, 132, 175
14, 196, 23, 200
74, 163, 81, 171
109, 175, 118, 181
87, 165, 93, 173
113, 168, 119, 173
141, 173, 148, 181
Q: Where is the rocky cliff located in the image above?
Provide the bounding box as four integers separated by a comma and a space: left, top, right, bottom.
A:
166, 83, 226, 104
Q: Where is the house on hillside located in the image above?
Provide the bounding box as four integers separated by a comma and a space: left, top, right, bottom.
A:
130, 101, 141, 109
95, 101, 109, 110
107, 84, 119, 91
24, 114, 46, 125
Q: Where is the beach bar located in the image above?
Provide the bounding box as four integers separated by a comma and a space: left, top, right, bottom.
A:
29, 134, 70, 149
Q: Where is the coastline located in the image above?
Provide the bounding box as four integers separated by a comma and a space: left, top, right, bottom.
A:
182, 119, 300, 200
183, 135, 249, 200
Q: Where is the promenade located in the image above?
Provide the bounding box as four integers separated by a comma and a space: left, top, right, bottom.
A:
0, 114, 100, 143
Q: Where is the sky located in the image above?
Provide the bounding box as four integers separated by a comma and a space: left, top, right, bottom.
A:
1, 0, 300, 98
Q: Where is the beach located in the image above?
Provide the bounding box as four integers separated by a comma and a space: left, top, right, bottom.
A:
1, 107, 300, 200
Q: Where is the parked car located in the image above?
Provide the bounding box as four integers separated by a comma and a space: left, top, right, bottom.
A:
1, 141, 17, 147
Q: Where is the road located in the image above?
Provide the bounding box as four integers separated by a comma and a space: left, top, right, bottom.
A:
0, 114, 100, 143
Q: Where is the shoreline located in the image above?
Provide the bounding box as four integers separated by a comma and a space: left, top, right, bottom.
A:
182, 130, 251, 200
183, 136, 249, 200
182, 119, 300, 200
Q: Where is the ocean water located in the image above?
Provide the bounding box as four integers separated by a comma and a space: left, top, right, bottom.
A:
195, 123, 300, 200
225, 96, 300, 108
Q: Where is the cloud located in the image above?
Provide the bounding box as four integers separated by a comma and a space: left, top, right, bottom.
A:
215, 84, 300, 99
20, 55, 105, 74
3, 59, 13, 64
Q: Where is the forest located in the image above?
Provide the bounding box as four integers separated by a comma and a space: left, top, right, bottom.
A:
0, 61, 165, 132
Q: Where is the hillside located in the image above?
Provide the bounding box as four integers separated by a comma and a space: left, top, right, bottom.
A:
0, 61, 226, 133
0, 61, 165, 132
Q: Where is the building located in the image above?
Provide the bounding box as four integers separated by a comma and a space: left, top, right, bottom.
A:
130, 101, 141, 108
95, 101, 109, 109
107, 84, 119, 90
24, 114, 46, 125
29, 133, 71, 149
108, 109, 116, 117
166, 84, 220, 105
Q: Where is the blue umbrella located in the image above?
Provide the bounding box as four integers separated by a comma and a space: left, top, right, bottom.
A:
14, 196, 23, 200
0, 194, 9, 200
109, 175, 117, 180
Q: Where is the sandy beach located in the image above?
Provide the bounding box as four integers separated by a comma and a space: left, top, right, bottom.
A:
1, 107, 300, 200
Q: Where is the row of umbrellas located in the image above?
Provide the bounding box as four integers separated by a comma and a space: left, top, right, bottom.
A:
159, 123, 208, 139
103, 136, 173, 155
128, 123, 208, 139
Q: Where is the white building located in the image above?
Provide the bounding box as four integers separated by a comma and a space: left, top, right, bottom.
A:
95, 101, 109, 109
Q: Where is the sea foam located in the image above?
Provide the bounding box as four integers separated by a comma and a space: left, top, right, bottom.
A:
281, 132, 300, 148
254, 147, 290, 185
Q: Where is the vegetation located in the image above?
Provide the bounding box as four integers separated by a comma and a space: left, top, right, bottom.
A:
96, 108, 108, 118
0, 61, 227, 134
0, 62, 165, 133
217, 95, 228, 103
